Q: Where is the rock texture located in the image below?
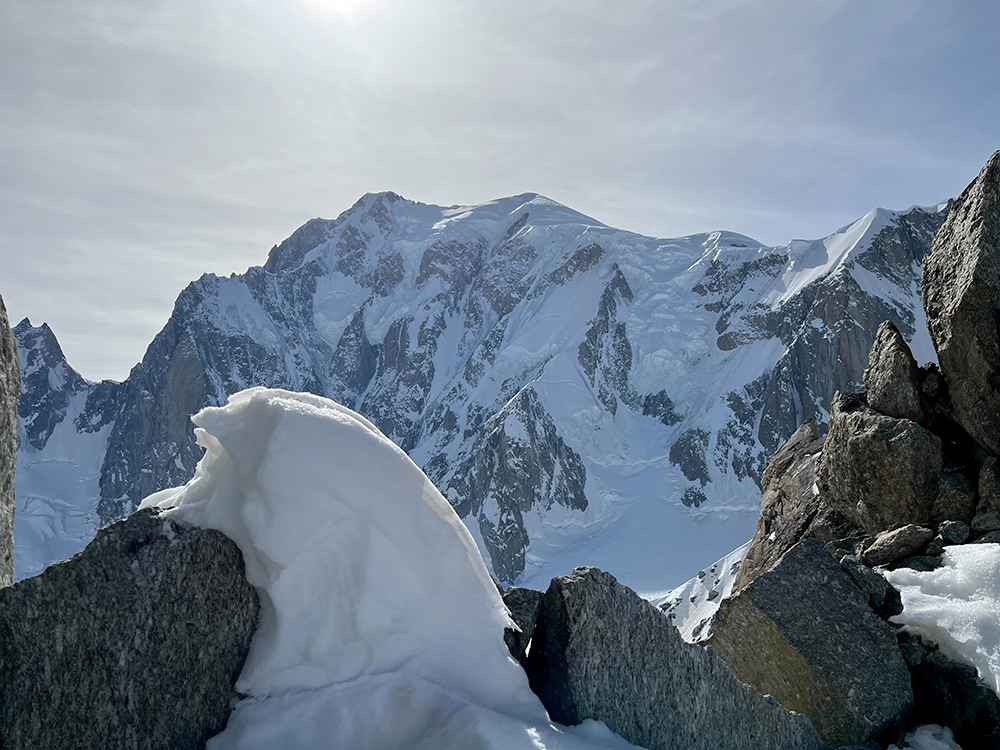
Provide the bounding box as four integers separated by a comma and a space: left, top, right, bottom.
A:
709, 540, 912, 746
818, 392, 943, 533
839, 555, 902, 620
525, 566, 829, 750
0, 508, 258, 749
735, 420, 859, 592
0, 295, 18, 587
863, 321, 923, 423
861, 524, 935, 567
502, 585, 543, 667
921, 150, 1000, 457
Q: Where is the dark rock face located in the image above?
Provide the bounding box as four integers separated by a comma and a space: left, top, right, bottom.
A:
0, 508, 258, 749
979, 457, 1000, 514
921, 150, 1000, 457
818, 392, 943, 534
863, 321, 923, 423
898, 633, 1000, 750
735, 420, 859, 592
0, 296, 19, 587
502, 586, 543, 667
839, 555, 903, 620
709, 540, 912, 747
525, 567, 828, 750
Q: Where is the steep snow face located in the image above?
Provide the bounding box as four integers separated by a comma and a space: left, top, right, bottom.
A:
651, 540, 750, 643
14, 192, 947, 590
142, 388, 639, 750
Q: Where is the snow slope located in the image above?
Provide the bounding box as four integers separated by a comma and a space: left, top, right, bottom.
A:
12, 192, 947, 594
142, 388, 639, 750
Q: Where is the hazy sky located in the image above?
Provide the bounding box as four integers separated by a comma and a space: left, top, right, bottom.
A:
2, 0, 998, 381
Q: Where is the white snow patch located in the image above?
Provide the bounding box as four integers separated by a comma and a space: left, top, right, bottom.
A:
649, 540, 750, 643
142, 388, 638, 750
886, 544, 1000, 695
888, 725, 964, 750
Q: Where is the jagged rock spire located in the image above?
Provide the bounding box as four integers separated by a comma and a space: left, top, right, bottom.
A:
921, 150, 1000, 457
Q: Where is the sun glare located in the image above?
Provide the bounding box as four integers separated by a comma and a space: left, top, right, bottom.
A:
299, 0, 379, 25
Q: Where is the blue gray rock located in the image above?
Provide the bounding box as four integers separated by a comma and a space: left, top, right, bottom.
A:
0, 507, 257, 749
525, 566, 828, 750
709, 539, 912, 747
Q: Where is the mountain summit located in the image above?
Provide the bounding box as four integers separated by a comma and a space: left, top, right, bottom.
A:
13, 192, 946, 588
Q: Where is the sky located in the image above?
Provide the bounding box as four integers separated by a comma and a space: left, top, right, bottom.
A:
1, 0, 998, 381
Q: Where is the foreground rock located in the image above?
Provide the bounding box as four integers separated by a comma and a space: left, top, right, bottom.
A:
525, 566, 828, 750
735, 420, 859, 592
0, 508, 258, 749
817, 392, 943, 533
0, 295, 18, 587
709, 540, 912, 746
921, 150, 1000, 457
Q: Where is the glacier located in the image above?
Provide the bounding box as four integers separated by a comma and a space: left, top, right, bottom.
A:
12, 191, 948, 593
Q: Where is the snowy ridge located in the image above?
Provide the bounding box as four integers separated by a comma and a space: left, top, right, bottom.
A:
12, 192, 947, 593
650, 540, 750, 643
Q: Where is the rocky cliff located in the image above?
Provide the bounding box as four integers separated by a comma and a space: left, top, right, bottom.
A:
0, 295, 20, 587
13, 194, 947, 586
0, 508, 257, 749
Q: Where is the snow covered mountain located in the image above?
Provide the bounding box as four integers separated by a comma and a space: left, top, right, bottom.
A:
12, 192, 947, 588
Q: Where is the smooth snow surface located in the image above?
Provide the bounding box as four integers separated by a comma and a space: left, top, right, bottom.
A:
142, 388, 640, 749
886, 544, 1000, 695
888, 725, 964, 750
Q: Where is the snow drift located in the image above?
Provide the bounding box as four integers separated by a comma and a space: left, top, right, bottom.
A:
886, 543, 1000, 696
141, 387, 636, 749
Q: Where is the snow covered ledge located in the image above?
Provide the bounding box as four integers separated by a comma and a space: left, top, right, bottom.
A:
141, 388, 636, 749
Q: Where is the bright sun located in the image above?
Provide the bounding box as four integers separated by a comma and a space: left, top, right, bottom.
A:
299, 0, 378, 25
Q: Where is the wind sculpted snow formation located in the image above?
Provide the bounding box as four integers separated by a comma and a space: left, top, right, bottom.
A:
13, 192, 946, 587
142, 388, 640, 750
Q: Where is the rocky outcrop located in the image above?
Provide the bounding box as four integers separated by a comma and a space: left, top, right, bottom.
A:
863, 321, 923, 423
921, 150, 1000, 457
0, 296, 19, 587
735, 420, 859, 592
525, 566, 828, 750
502, 586, 543, 667
709, 539, 912, 746
861, 524, 935, 567
839, 555, 902, 620
817, 392, 943, 533
0, 508, 257, 749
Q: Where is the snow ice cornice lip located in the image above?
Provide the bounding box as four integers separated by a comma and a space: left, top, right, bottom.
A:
14, 194, 948, 588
